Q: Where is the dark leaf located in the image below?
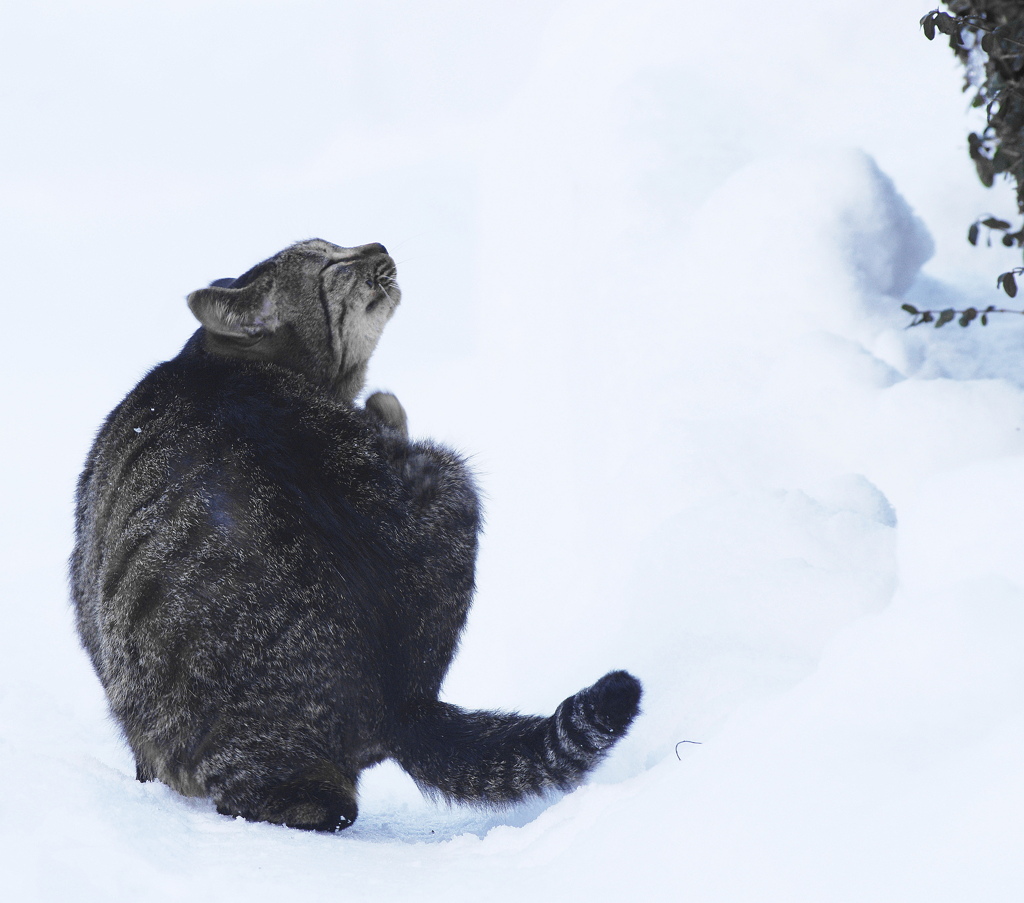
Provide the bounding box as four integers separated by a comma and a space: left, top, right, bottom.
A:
982, 217, 1012, 229
975, 151, 995, 186
981, 314, 989, 325
982, 32, 995, 53
969, 223, 980, 245
936, 308, 956, 327
923, 15, 936, 40
936, 13, 956, 36
902, 303, 920, 315
1004, 234, 1015, 246
959, 308, 978, 326
922, 311, 934, 323
998, 273, 1020, 298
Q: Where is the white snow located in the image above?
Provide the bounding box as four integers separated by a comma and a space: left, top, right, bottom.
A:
2, 1, 1023, 900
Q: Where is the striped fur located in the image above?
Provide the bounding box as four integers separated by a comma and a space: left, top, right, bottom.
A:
71, 239, 641, 831
397, 671, 642, 804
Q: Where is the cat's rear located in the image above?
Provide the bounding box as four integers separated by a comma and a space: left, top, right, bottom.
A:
71, 239, 641, 831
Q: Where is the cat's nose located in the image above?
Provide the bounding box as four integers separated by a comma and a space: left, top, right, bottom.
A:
352, 242, 387, 258
335, 243, 390, 263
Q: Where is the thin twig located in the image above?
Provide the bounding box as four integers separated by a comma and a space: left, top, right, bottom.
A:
674, 740, 703, 760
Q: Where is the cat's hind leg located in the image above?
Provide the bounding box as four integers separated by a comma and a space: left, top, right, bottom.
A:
209, 754, 359, 832
365, 391, 408, 439
363, 392, 478, 525
246, 761, 359, 832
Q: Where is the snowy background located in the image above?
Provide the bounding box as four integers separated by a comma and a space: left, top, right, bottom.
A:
2, 0, 1023, 899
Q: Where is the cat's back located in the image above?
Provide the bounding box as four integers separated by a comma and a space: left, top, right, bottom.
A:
86, 330, 392, 507
72, 333, 400, 681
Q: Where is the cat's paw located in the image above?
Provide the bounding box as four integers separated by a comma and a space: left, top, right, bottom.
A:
365, 391, 408, 439
249, 764, 359, 832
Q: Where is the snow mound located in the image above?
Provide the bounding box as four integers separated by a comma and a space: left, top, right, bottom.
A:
677, 149, 934, 353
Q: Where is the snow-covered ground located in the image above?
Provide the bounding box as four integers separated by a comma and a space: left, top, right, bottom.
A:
2, 1, 1023, 900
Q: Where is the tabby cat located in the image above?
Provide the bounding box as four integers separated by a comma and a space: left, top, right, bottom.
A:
71, 238, 641, 831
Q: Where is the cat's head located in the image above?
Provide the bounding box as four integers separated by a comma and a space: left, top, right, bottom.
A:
187, 239, 401, 403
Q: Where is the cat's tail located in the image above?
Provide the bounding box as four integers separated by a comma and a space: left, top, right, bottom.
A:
393, 670, 642, 805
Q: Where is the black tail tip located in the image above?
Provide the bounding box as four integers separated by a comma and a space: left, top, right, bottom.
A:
589, 670, 642, 735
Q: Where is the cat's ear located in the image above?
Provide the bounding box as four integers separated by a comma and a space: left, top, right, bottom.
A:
187, 276, 280, 339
